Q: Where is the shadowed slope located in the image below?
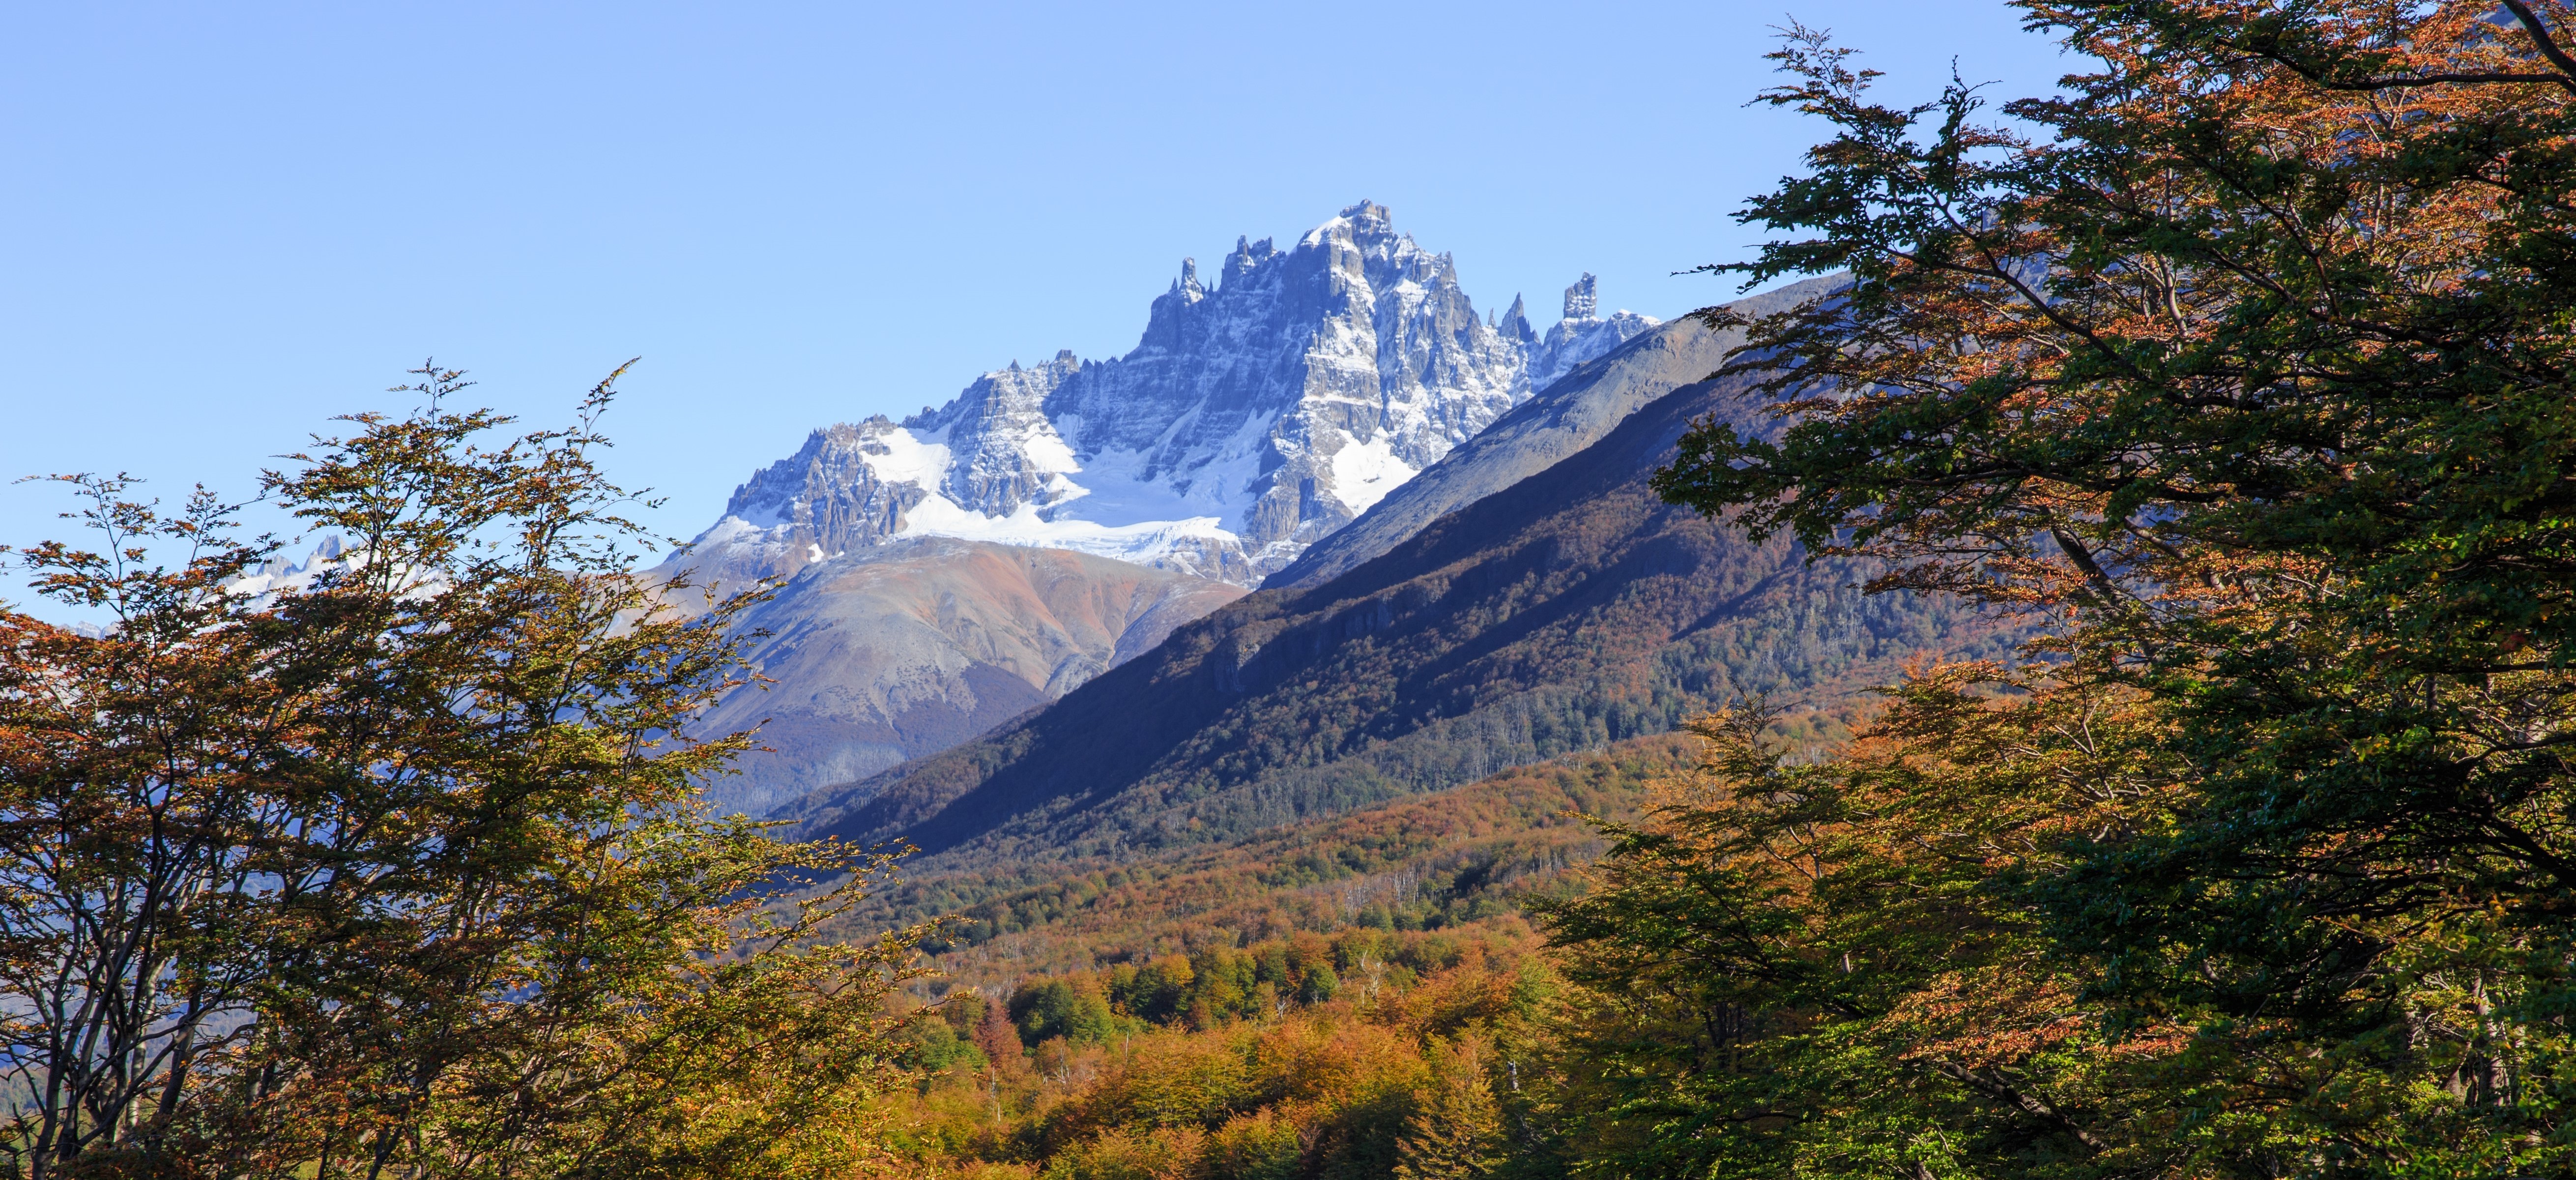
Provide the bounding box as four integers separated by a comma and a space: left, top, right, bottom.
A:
780, 368, 2009, 868
1265, 275, 1843, 590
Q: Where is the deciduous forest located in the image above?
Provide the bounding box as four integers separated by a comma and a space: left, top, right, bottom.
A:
4, 0, 2573, 1175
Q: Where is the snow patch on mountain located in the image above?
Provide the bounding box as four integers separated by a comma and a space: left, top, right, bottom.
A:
897, 499, 1239, 573
670, 203, 1660, 590
223, 535, 362, 600
1527, 273, 1662, 393
1325, 436, 1417, 514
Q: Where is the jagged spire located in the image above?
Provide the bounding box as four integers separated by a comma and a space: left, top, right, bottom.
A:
1224, 235, 1279, 284
1500, 293, 1534, 344
1563, 273, 1598, 320
1341, 200, 1391, 236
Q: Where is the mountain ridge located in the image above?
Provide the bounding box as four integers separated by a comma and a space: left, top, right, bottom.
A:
1265, 275, 1845, 590
666, 202, 1657, 594
777, 347, 2011, 869
685, 538, 1243, 815
654, 203, 1674, 813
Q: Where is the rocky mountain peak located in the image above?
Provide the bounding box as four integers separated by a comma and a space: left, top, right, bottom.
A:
1564, 272, 1598, 319
1531, 274, 1660, 393
1499, 293, 1535, 344
674, 202, 1662, 588
1223, 236, 1277, 283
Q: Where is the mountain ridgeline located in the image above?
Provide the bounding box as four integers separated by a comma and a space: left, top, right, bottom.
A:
663, 203, 1666, 814
1263, 276, 1840, 590
778, 327, 2010, 875
689, 540, 1246, 812
668, 202, 1658, 591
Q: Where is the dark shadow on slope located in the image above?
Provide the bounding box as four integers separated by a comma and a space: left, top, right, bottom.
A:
779, 367, 2014, 871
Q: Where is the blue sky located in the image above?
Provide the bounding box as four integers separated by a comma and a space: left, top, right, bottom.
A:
2, 1, 2067, 606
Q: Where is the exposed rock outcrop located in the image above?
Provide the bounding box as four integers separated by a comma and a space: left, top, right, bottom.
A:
669, 202, 1658, 589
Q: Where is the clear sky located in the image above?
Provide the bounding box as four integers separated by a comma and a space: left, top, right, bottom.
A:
2, 1, 2068, 611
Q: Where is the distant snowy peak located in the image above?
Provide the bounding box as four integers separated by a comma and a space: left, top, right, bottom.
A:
676, 202, 1655, 588
698, 417, 1247, 584
218, 534, 446, 609
224, 534, 361, 600
1528, 273, 1661, 393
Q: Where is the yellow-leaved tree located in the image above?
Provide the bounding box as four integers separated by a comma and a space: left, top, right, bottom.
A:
0, 364, 928, 1179
1394, 1034, 1506, 1180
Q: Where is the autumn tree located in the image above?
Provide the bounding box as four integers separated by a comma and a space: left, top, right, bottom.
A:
1394, 1034, 1506, 1180
0, 364, 926, 1179
1590, 0, 2576, 1172
1540, 681, 2187, 1177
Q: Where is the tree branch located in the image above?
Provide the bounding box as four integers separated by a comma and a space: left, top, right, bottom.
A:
2500, 0, 2576, 88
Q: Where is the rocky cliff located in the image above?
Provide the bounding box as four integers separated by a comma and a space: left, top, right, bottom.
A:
1265, 275, 1845, 590
666, 202, 1655, 591
776, 344, 2013, 869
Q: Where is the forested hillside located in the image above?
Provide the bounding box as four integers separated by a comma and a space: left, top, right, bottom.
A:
780, 367, 2013, 872
852, 737, 1699, 1179
842, 734, 1697, 986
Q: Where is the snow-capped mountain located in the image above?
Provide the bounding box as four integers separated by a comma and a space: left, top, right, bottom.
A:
223, 535, 363, 600
1525, 273, 1660, 393
677, 202, 1658, 588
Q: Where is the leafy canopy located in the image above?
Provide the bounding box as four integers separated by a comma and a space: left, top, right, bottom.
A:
1596, 0, 2576, 1172
0, 364, 927, 1180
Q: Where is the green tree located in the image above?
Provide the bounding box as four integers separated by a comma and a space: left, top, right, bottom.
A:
1013, 975, 1120, 1047
1394, 1035, 1506, 1180
1641, 0, 2576, 1171
1541, 683, 2174, 1179
0, 364, 927, 1178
